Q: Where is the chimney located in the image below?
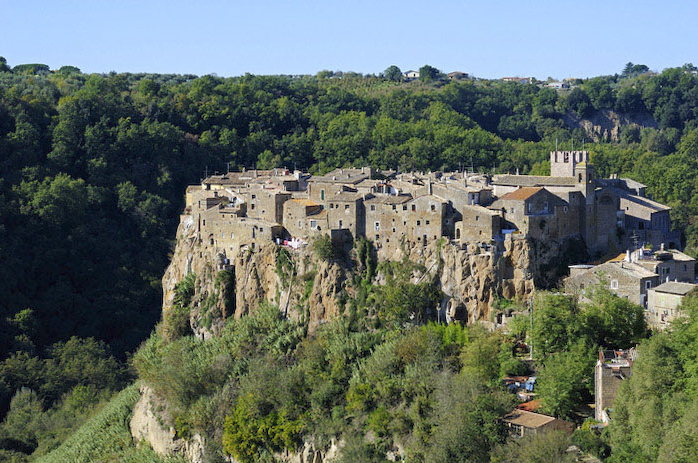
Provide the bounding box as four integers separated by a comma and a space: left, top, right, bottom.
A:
625, 250, 631, 262
661, 243, 666, 251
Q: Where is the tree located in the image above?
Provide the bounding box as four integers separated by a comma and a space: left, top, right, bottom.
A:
536, 342, 596, 419
419, 65, 443, 83
583, 287, 649, 349
565, 88, 593, 118
383, 65, 403, 82
531, 293, 584, 358
0, 57, 9, 73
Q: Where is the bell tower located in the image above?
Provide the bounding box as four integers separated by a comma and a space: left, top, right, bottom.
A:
550, 150, 589, 178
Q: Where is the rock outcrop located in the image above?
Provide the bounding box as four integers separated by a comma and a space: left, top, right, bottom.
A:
563, 109, 657, 142
130, 384, 206, 463
139, 215, 581, 462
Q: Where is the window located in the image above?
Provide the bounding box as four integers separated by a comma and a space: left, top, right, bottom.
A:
222, 232, 225, 238
403, 205, 407, 211
321, 190, 325, 200
310, 220, 317, 228
645, 281, 652, 290
431, 204, 436, 211
345, 204, 349, 210
374, 222, 380, 231
251, 203, 255, 210
611, 279, 619, 289
298, 220, 301, 228
339, 220, 343, 228
412, 205, 416, 212
392, 205, 396, 211
426, 220, 430, 225
260, 228, 264, 233
375, 235, 379, 241
370, 205, 376, 211
475, 216, 479, 221
203, 219, 206, 226
251, 194, 256, 199
417, 220, 421, 226
392, 227, 396, 232
330, 203, 334, 209
231, 232, 234, 239
564, 152, 569, 163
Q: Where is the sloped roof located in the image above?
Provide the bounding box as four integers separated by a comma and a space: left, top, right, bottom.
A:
493, 175, 577, 187
290, 198, 320, 207
651, 281, 698, 296
499, 187, 544, 201
502, 410, 556, 428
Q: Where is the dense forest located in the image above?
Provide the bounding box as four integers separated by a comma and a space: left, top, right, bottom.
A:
2, 56, 698, 461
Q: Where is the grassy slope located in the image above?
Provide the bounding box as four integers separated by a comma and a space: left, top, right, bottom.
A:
36, 384, 184, 463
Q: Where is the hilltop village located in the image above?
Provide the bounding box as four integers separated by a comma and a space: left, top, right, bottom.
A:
186, 150, 679, 264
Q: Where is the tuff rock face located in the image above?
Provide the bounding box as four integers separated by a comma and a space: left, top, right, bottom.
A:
141, 218, 578, 461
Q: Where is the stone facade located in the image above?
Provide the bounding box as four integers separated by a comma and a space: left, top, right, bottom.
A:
595, 349, 636, 424
184, 153, 679, 267
647, 281, 698, 330
565, 248, 695, 307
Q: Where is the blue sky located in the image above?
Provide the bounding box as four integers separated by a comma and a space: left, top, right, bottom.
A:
1, 1, 696, 79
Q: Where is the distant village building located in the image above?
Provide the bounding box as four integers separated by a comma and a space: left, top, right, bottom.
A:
647, 281, 697, 330
566, 246, 695, 307
403, 70, 419, 81
183, 151, 680, 276
502, 409, 575, 438
502, 77, 534, 84
595, 349, 636, 424
447, 71, 469, 80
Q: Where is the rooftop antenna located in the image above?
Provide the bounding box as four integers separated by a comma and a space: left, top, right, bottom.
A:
630, 231, 640, 251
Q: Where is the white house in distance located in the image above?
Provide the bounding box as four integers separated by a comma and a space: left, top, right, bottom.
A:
403, 70, 419, 81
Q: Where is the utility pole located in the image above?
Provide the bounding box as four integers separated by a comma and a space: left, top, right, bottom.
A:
529, 299, 533, 360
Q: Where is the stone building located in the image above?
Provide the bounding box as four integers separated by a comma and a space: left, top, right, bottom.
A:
595, 349, 636, 424
502, 409, 575, 438
491, 151, 677, 255
181, 152, 679, 273
647, 281, 698, 330
565, 247, 695, 307
491, 187, 576, 241
456, 205, 501, 242
565, 260, 658, 307
364, 194, 413, 253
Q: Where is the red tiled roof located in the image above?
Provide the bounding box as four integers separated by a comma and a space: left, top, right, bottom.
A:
517, 400, 542, 412
500, 187, 544, 201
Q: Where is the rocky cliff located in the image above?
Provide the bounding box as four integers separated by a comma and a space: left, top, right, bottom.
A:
563, 109, 657, 142
160, 214, 582, 340
140, 217, 581, 461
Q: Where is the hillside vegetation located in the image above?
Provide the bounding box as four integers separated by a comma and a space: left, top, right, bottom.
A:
2, 58, 698, 461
